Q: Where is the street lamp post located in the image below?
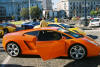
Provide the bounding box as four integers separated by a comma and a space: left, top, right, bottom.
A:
29, 0, 32, 20
84, 0, 87, 26
12, 0, 15, 20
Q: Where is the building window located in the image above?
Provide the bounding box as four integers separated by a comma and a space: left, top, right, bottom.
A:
94, 2, 95, 4
0, 6, 6, 17
70, 2, 72, 5
88, 2, 90, 5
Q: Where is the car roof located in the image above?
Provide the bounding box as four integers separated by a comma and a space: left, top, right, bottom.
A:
35, 27, 59, 30
49, 23, 61, 24
19, 27, 60, 33
49, 23, 68, 25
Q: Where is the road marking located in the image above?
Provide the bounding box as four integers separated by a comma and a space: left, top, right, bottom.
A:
1, 56, 11, 67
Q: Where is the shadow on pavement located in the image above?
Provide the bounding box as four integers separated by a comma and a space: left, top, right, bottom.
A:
64, 56, 100, 67
0, 47, 5, 52
19, 55, 41, 58
0, 64, 34, 67
0, 47, 3, 48
87, 35, 98, 39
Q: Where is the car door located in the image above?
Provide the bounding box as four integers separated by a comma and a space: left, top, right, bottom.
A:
36, 30, 66, 60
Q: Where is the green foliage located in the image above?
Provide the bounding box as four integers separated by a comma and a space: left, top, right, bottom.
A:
90, 10, 100, 16
20, 6, 42, 19
98, 9, 100, 15
30, 6, 42, 19
12, 16, 15, 20
20, 8, 29, 19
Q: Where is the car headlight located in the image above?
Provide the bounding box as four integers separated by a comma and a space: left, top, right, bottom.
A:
83, 39, 97, 46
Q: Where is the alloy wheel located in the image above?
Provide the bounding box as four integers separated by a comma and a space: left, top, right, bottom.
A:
6, 42, 20, 57
69, 45, 86, 60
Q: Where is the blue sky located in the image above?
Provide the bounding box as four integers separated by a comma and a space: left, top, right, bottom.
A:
52, 0, 59, 9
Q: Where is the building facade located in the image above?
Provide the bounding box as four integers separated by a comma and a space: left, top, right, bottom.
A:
56, 0, 66, 11
42, 0, 52, 10
56, 0, 100, 17
42, 0, 53, 18
0, 0, 42, 20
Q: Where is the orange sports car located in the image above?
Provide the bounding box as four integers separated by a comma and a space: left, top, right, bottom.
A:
2, 27, 100, 61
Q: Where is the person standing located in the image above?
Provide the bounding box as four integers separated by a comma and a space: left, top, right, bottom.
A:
40, 17, 48, 27
54, 17, 58, 23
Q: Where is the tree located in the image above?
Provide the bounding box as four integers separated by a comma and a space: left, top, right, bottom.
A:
30, 6, 42, 19
20, 8, 29, 19
12, 16, 15, 20
90, 10, 99, 16
97, 9, 100, 15
90, 10, 96, 16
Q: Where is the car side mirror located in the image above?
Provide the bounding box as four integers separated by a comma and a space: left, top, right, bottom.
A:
62, 36, 66, 39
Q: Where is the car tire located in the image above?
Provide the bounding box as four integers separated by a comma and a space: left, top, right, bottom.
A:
4, 28, 9, 34
6, 42, 21, 57
68, 44, 87, 60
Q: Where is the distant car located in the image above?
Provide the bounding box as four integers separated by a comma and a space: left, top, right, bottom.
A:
2, 27, 100, 60
89, 18, 100, 27
2, 22, 16, 28
0, 23, 16, 34
0, 30, 4, 37
21, 21, 40, 29
34, 23, 86, 35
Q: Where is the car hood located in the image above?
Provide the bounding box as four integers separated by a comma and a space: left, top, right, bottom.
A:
77, 36, 98, 44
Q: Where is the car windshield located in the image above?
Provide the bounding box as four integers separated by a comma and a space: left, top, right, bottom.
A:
25, 22, 31, 24
91, 19, 99, 22
58, 28, 84, 38
60, 24, 70, 28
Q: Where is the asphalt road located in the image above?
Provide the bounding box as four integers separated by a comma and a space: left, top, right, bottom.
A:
0, 30, 100, 67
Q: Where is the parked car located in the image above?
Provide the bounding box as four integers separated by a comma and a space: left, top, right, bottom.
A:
34, 23, 86, 35
2, 27, 100, 60
0, 23, 16, 34
2, 22, 16, 28
89, 18, 100, 27
80, 19, 90, 26
0, 30, 4, 37
21, 21, 40, 29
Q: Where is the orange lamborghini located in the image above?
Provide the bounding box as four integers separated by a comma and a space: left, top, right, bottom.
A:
2, 27, 100, 61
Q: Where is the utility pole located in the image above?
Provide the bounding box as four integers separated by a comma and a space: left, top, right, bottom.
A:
29, 0, 32, 20
12, 0, 15, 20
84, 0, 87, 26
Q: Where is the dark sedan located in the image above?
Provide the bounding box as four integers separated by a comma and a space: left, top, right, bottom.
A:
21, 21, 40, 29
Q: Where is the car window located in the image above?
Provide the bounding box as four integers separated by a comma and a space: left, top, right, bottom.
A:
25, 31, 39, 36
38, 30, 62, 41
48, 24, 61, 27
58, 28, 83, 38
60, 24, 70, 28
62, 34, 72, 39
91, 19, 100, 22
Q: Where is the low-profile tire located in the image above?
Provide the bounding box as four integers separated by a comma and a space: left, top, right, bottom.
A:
6, 42, 21, 57
68, 44, 87, 60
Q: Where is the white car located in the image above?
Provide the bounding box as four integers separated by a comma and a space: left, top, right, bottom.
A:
89, 18, 100, 27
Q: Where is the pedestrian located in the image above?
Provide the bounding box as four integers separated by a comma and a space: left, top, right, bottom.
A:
54, 17, 58, 23
33, 18, 37, 22
40, 17, 48, 27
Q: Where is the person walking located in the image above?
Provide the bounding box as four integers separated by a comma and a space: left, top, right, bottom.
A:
54, 17, 58, 23
40, 17, 48, 27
